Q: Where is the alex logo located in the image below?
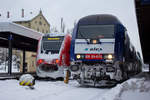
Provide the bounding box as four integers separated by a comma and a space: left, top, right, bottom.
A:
85, 48, 88, 51
84, 47, 102, 52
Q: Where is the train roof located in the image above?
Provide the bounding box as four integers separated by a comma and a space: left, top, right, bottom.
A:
78, 14, 122, 25
43, 33, 66, 37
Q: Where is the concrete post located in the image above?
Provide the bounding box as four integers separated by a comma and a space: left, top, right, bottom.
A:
149, 64, 150, 73
23, 50, 26, 73
8, 34, 12, 75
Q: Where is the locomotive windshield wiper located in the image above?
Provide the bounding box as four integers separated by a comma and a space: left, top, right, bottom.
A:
78, 32, 90, 44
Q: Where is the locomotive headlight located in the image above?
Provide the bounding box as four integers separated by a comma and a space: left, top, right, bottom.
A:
92, 39, 97, 44
108, 54, 113, 60
76, 54, 81, 59
104, 54, 113, 60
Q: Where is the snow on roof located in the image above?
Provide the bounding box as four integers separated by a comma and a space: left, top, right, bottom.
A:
0, 22, 42, 40
44, 33, 66, 37
0, 10, 39, 22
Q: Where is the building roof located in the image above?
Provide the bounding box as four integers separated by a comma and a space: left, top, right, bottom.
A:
0, 10, 50, 26
30, 10, 50, 26
0, 22, 42, 40
0, 10, 38, 22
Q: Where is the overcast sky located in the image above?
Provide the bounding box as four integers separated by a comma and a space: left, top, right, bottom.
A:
0, 0, 142, 56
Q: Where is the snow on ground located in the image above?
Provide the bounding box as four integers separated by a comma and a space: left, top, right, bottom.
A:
101, 73, 150, 100
0, 80, 109, 100
0, 73, 150, 100
121, 73, 150, 100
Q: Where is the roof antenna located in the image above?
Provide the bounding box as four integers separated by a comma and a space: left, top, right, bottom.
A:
22, 9, 24, 18
40, 8, 42, 14
7, 11, 10, 18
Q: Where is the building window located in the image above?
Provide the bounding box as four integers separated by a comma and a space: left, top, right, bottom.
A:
39, 21, 42, 25
44, 24, 46, 26
46, 30, 48, 33
35, 21, 37, 24
40, 17, 42, 19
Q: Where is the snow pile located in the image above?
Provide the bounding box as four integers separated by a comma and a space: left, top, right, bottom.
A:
100, 73, 150, 100
121, 78, 150, 100
0, 80, 108, 100
0, 73, 150, 100
99, 83, 123, 100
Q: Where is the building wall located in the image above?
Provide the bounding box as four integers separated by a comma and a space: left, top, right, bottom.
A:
15, 21, 30, 28
25, 52, 36, 72
13, 11, 50, 73
14, 11, 50, 34
30, 15, 50, 33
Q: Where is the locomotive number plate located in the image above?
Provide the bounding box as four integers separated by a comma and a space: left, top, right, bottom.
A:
85, 54, 102, 59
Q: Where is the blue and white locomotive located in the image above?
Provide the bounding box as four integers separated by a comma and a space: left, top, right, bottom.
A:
69, 14, 142, 86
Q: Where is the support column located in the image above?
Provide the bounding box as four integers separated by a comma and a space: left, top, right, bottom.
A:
23, 50, 26, 73
8, 34, 13, 75
149, 64, 150, 74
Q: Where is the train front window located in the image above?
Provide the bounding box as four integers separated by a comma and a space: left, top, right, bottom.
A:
77, 25, 114, 39
41, 37, 64, 54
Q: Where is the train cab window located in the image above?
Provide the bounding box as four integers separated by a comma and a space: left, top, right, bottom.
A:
41, 36, 64, 54
77, 25, 114, 39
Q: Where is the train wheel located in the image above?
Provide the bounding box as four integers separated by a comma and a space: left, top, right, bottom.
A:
139, 63, 142, 73
127, 62, 134, 76
133, 61, 140, 75
137, 61, 142, 73
114, 61, 128, 82
122, 64, 129, 80
135, 62, 139, 74
114, 61, 123, 82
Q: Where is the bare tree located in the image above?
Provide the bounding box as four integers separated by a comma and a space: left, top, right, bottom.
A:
61, 18, 66, 33
50, 26, 59, 33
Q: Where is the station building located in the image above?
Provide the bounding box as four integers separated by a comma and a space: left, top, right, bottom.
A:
0, 10, 50, 73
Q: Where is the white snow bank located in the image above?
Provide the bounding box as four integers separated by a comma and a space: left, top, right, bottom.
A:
0, 73, 150, 100
0, 79, 108, 100
100, 73, 150, 100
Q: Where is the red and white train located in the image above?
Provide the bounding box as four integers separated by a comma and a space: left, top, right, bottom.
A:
36, 33, 65, 79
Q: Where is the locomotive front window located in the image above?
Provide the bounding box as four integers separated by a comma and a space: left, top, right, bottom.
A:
41, 37, 64, 54
77, 25, 114, 39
